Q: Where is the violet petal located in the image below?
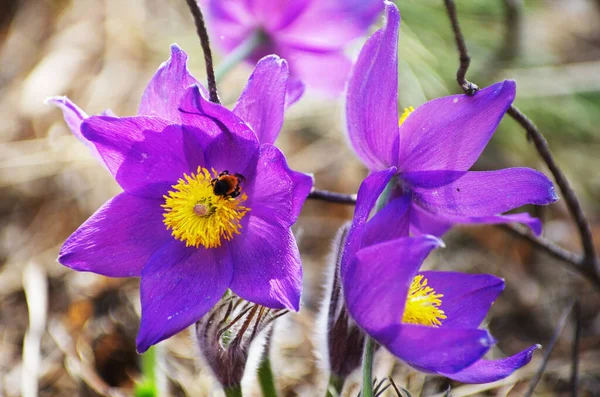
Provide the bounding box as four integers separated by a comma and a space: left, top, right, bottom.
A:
81, 116, 196, 196
229, 216, 302, 311
381, 324, 494, 374
275, 0, 384, 51
279, 47, 352, 96
58, 192, 169, 277
412, 168, 558, 217
344, 236, 443, 336
247, 144, 312, 228
80, 115, 171, 177
346, 2, 400, 170
285, 76, 305, 108
137, 241, 232, 353
46, 96, 103, 165
419, 271, 504, 329
233, 55, 289, 145
341, 167, 396, 278
360, 193, 411, 247
179, 85, 260, 174
409, 203, 453, 237
397, 81, 516, 172
440, 345, 540, 383
138, 44, 207, 122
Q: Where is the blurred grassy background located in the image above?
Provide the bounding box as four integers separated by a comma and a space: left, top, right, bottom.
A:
0, 0, 599, 396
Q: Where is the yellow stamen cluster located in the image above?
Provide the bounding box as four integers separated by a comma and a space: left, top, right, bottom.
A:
162, 167, 250, 249
398, 106, 415, 126
402, 275, 447, 327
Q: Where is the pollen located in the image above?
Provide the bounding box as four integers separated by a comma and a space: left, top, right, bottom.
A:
402, 274, 447, 327
162, 166, 250, 249
398, 106, 415, 126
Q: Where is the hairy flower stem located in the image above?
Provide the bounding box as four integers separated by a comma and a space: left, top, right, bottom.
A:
185, 0, 220, 104
257, 358, 278, 397
215, 31, 265, 82
224, 385, 243, 397
361, 337, 375, 397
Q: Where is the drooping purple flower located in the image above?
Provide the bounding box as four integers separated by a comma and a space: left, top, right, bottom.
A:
48, 45, 313, 353
201, 0, 384, 96
346, 1, 558, 237
340, 169, 539, 383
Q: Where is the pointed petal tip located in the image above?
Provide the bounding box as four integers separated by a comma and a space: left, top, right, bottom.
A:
424, 235, 446, 249
496, 79, 516, 101
383, 0, 401, 28
135, 335, 152, 354
44, 96, 65, 106
482, 332, 496, 347
288, 296, 301, 312
550, 186, 559, 202
169, 43, 187, 58
258, 54, 286, 67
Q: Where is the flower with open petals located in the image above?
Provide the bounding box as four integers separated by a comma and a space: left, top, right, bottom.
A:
340, 169, 539, 383
201, 0, 384, 96
346, 2, 557, 237
49, 45, 313, 352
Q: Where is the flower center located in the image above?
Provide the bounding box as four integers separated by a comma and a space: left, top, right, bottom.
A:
402, 274, 446, 327
162, 166, 250, 249
398, 106, 415, 126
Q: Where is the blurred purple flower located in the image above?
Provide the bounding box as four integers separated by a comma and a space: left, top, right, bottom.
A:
346, 2, 557, 237
201, 0, 384, 96
48, 45, 313, 352
340, 169, 539, 383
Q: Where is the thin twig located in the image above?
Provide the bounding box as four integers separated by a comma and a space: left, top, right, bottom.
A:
524, 300, 575, 397
442, 0, 600, 288
443, 0, 478, 95
307, 188, 357, 205
507, 105, 600, 281
500, 224, 600, 289
570, 301, 582, 397
185, 0, 220, 104
306, 189, 600, 285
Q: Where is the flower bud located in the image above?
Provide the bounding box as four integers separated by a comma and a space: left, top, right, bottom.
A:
318, 224, 366, 385
195, 295, 286, 390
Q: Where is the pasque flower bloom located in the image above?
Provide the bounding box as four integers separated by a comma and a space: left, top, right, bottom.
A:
201, 0, 384, 95
346, 2, 558, 237
49, 45, 313, 352
340, 168, 539, 383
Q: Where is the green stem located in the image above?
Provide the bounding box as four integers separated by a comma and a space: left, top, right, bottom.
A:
361, 338, 375, 397
224, 385, 243, 397
326, 375, 344, 397
374, 177, 395, 212
257, 357, 278, 397
134, 346, 158, 397
214, 31, 265, 82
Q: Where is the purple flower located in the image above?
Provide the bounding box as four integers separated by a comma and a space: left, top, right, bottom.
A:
48, 45, 313, 352
201, 0, 384, 96
341, 169, 539, 383
346, 2, 557, 237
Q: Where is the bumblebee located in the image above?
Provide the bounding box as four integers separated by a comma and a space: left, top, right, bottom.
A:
211, 170, 245, 199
